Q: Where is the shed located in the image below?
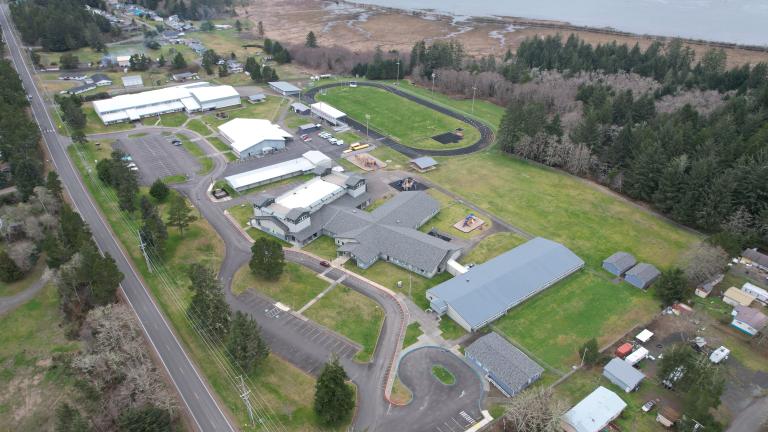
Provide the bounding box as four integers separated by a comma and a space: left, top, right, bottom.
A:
291, 102, 310, 114
656, 406, 681, 428
624, 263, 660, 289
695, 273, 724, 298
411, 156, 439, 172
561, 386, 627, 432
121, 75, 144, 88
723, 286, 755, 307
731, 305, 768, 336
172, 72, 198, 82
741, 282, 768, 305
116, 55, 131, 67
269, 81, 301, 96
603, 358, 645, 392
248, 93, 266, 103
464, 332, 544, 397
298, 123, 320, 133
602, 252, 637, 276
635, 329, 653, 343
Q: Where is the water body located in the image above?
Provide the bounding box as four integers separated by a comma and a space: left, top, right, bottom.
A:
354, 0, 768, 46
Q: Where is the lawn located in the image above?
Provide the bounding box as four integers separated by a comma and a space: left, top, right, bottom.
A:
192, 26, 262, 60
403, 322, 422, 348
369, 145, 412, 170
390, 377, 413, 405
492, 270, 658, 372
0, 283, 82, 431
317, 86, 481, 151
302, 235, 338, 261
232, 263, 328, 310
175, 134, 212, 174
438, 318, 467, 341
208, 136, 231, 152
36, 47, 103, 67
420, 189, 490, 240
157, 112, 189, 127
284, 113, 308, 129
460, 232, 527, 265
186, 118, 212, 136
83, 105, 134, 135
304, 284, 385, 362
227, 203, 253, 227
335, 130, 362, 144
201, 96, 286, 128
66, 140, 337, 430
431, 365, 456, 385
127, 132, 149, 138
163, 174, 187, 184
344, 260, 452, 310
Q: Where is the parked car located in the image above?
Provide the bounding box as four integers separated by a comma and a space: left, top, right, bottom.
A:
641, 400, 656, 413
319, 261, 331, 268
328, 138, 339, 145
336, 139, 344, 146
319, 132, 331, 139
300, 134, 312, 142
172, 140, 182, 146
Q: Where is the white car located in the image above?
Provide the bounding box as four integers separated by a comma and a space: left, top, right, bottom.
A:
319, 131, 331, 138
328, 138, 339, 145
335, 139, 344, 146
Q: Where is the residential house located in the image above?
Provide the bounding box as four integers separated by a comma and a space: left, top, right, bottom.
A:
464, 332, 544, 397
723, 286, 755, 307
731, 305, 768, 336
602, 358, 645, 393
561, 386, 627, 432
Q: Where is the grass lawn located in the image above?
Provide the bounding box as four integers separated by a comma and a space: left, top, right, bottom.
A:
198, 156, 214, 175
336, 157, 362, 173
175, 134, 212, 174
420, 189, 490, 240
163, 174, 187, 184
390, 377, 413, 405
317, 86, 480, 151
0, 283, 82, 431
438, 318, 467, 341
66, 140, 337, 430
83, 105, 134, 135
227, 203, 253, 227
36, 47, 103, 67
0, 257, 45, 297
186, 118, 212, 136
369, 145, 412, 170
157, 112, 188, 127
202, 97, 286, 128
302, 235, 338, 261
284, 113, 308, 129
192, 27, 262, 60
304, 285, 385, 362
232, 263, 327, 310
403, 322, 422, 348
343, 260, 452, 310
431, 365, 456, 385
208, 136, 231, 152
335, 130, 362, 144
224, 151, 238, 161
492, 271, 658, 372
127, 132, 149, 138
460, 232, 527, 265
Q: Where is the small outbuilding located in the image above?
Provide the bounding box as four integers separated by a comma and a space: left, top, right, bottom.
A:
624, 263, 660, 289
561, 386, 627, 432
731, 305, 768, 336
656, 406, 681, 428
91, 73, 113, 86
695, 273, 724, 298
603, 358, 645, 393
291, 102, 310, 114
269, 81, 301, 96
411, 156, 439, 172
615, 343, 633, 359
635, 329, 653, 343
602, 252, 637, 276
298, 123, 320, 133
248, 93, 266, 103
723, 286, 755, 307
172, 72, 198, 82
121, 75, 144, 88
465, 332, 544, 397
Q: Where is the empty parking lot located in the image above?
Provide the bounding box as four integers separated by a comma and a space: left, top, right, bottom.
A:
113, 133, 200, 184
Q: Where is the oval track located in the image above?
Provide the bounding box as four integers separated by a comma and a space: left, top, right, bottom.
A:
303, 82, 494, 157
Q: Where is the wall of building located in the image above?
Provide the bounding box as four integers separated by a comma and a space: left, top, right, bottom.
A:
237, 139, 286, 158
198, 95, 241, 111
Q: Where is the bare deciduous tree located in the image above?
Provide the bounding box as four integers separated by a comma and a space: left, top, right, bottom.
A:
502, 387, 567, 432
683, 242, 729, 286
7, 240, 36, 271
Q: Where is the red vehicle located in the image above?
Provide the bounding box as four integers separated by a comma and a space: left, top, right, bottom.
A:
319, 260, 331, 268
300, 134, 312, 142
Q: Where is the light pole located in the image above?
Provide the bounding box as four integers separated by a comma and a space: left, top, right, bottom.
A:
471, 84, 477, 114
365, 114, 370, 138
395, 60, 400, 86
431, 72, 436, 98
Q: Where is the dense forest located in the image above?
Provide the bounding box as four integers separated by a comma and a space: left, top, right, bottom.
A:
126, 0, 236, 20
10, 0, 115, 52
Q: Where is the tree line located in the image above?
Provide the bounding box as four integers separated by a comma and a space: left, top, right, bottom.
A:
10, 0, 116, 52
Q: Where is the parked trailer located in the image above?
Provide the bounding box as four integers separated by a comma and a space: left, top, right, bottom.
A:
625, 346, 649, 366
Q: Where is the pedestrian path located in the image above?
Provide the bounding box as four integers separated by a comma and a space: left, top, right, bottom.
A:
297, 274, 347, 314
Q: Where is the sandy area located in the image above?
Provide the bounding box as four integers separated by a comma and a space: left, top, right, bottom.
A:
241, 0, 768, 67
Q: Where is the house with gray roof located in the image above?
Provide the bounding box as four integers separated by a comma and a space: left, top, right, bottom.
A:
731, 305, 768, 336
624, 263, 660, 289
602, 252, 637, 276
67, 83, 97, 95
465, 332, 543, 397
426, 237, 584, 331
252, 176, 460, 278
603, 358, 645, 392
91, 73, 113, 86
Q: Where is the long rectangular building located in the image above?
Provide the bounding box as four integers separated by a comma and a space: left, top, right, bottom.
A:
426, 237, 584, 331
92, 82, 240, 124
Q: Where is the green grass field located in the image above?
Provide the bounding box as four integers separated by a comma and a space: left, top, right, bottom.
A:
232, 263, 328, 310
438, 318, 467, 341
186, 118, 212, 136
460, 232, 527, 265
302, 236, 338, 261
162, 174, 187, 184
420, 190, 489, 240
304, 285, 385, 362
344, 260, 452, 310
208, 136, 231, 152
431, 365, 456, 385
202, 97, 286, 128
227, 203, 253, 227
403, 322, 422, 348
317, 86, 480, 151
83, 105, 134, 135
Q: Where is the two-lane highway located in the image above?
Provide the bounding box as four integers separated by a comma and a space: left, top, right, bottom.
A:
0, 5, 235, 431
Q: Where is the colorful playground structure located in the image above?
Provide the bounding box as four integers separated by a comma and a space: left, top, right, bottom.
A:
453, 213, 485, 233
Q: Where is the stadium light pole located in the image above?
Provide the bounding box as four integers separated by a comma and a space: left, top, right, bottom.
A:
431, 72, 436, 98
471, 85, 477, 114
395, 60, 400, 85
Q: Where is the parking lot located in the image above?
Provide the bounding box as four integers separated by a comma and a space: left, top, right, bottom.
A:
113, 133, 200, 185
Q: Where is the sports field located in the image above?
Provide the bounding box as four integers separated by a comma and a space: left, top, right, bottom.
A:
316, 86, 480, 151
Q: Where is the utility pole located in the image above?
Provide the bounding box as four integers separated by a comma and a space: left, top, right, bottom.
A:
395, 60, 400, 86
471, 84, 477, 114
139, 238, 152, 273
431, 72, 436, 98
239, 375, 256, 426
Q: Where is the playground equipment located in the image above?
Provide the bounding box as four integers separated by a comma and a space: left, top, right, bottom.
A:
463, 213, 479, 227
453, 212, 486, 233
355, 154, 379, 169
401, 177, 415, 191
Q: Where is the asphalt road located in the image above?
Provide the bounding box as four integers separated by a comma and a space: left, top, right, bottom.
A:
302, 81, 495, 157
0, 6, 235, 432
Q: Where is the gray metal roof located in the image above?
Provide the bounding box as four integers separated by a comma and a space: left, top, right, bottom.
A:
91, 73, 111, 83
562, 386, 627, 432
427, 237, 584, 330
291, 102, 310, 111
625, 263, 660, 284
285, 207, 308, 221
734, 305, 768, 330
411, 156, 438, 169
603, 252, 636, 273
466, 332, 543, 392
742, 248, 768, 267
344, 174, 365, 188
249, 93, 266, 100
603, 358, 645, 389
252, 194, 275, 208
269, 81, 301, 93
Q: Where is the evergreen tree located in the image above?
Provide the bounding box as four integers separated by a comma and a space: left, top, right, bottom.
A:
0, 249, 24, 282
46, 171, 64, 200
305, 31, 318, 48
187, 264, 231, 339
257, 21, 264, 38
139, 198, 168, 257
172, 52, 187, 70
117, 179, 137, 212
200, 20, 214, 32
314, 356, 354, 426
218, 63, 229, 77
249, 237, 285, 280
117, 405, 172, 432
59, 53, 79, 70
235, 19, 242, 32
55, 402, 89, 432
167, 194, 196, 236
577, 338, 600, 366
654, 267, 689, 306
227, 311, 269, 374
149, 179, 170, 201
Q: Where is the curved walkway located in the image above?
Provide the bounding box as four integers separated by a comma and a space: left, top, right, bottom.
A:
303, 82, 495, 157
0, 273, 49, 316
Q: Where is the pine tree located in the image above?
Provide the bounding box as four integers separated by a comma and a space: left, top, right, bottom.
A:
55, 402, 89, 432
227, 311, 269, 374
158, 54, 166, 67
172, 52, 187, 70
218, 63, 229, 77
249, 237, 285, 280
235, 20, 242, 32
167, 194, 196, 236
577, 338, 600, 366
149, 179, 170, 201
257, 21, 264, 38
187, 264, 231, 339
305, 31, 318, 48
0, 249, 24, 282
314, 356, 355, 426
117, 405, 172, 432
654, 267, 689, 306
46, 171, 64, 201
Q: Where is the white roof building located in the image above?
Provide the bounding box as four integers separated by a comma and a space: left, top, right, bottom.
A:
93, 83, 239, 124
311, 102, 346, 125
562, 386, 627, 432
218, 118, 293, 158
121, 75, 144, 88
224, 151, 331, 192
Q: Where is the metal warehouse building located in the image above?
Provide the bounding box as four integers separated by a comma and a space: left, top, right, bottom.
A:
218, 118, 293, 158
602, 251, 636, 276
602, 358, 645, 392
224, 151, 332, 192
465, 332, 544, 397
269, 81, 301, 96
311, 102, 346, 125
426, 237, 584, 332
624, 263, 660, 289
92, 82, 240, 124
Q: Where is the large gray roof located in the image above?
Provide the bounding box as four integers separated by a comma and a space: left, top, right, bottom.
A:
603, 252, 636, 273
411, 156, 438, 169
427, 237, 584, 330
603, 358, 645, 389
625, 263, 660, 283
742, 248, 768, 267
269, 81, 300, 93
466, 332, 543, 392
734, 305, 768, 330
563, 386, 627, 432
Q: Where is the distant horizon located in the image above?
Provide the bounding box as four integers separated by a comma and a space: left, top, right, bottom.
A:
353, 0, 768, 46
